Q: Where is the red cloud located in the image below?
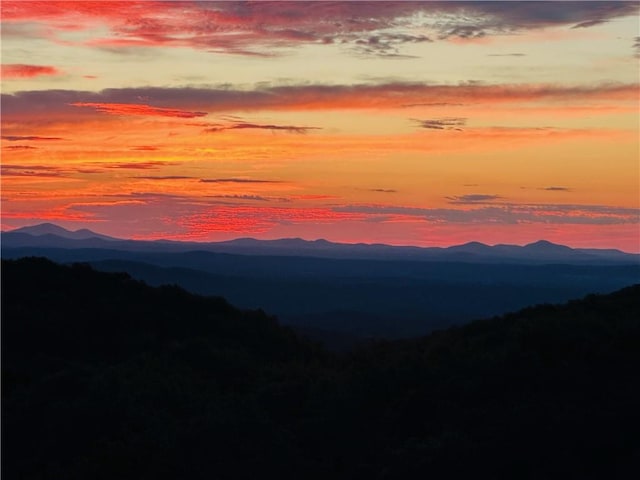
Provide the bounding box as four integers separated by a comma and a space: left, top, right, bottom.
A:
131, 145, 159, 151
3, 1, 637, 56
1, 64, 61, 78
71, 102, 208, 118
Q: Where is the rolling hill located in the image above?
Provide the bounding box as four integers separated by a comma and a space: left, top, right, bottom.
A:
2, 257, 639, 479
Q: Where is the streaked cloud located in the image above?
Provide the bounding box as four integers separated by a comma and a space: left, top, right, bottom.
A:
412, 117, 467, 131
2, 135, 63, 141
4, 83, 636, 120
205, 121, 321, 134
71, 102, 208, 118
104, 161, 173, 170
370, 189, 398, 193
131, 146, 159, 151
1, 164, 64, 177
334, 202, 640, 225
207, 194, 272, 202
200, 178, 282, 184
134, 175, 194, 180
3, 145, 38, 150
1, 64, 61, 78
446, 194, 503, 204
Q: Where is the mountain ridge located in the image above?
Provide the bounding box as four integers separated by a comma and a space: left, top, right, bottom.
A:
2, 256, 639, 479
3, 222, 637, 265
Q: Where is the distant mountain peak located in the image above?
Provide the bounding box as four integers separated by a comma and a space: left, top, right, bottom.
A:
13, 222, 68, 235
447, 241, 491, 252
10, 223, 115, 241
524, 240, 571, 251
460, 241, 490, 248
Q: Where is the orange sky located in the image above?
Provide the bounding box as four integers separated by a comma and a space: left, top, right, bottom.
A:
2, 1, 639, 251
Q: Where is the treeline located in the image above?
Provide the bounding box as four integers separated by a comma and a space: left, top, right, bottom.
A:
2, 257, 639, 479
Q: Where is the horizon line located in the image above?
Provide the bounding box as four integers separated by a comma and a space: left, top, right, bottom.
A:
3, 222, 639, 255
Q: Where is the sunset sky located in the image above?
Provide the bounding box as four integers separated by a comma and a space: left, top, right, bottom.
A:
2, 1, 639, 251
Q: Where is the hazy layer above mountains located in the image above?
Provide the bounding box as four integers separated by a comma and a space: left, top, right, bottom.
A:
4, 223, 638, 265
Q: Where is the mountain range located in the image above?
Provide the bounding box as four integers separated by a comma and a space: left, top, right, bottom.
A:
3, 223, 638, 265
3, 223, 639, 341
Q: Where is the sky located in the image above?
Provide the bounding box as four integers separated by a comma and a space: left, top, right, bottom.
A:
1, 1, 639, 251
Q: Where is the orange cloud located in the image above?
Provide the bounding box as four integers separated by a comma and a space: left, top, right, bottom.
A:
4, 83, 637, 125
1, 64, 61, 78
71, 102, 208, 118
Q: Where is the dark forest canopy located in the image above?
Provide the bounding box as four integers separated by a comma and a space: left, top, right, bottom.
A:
2, 257, 639, 479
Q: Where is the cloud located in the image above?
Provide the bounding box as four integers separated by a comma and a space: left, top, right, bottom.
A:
634, 36, 640, 58
207, 194, 272, 202
370, 188, 398, 193
4, 1, 636, 57
487, 53, 527, 57
200, 178, 282, 184
205, 121, 321, 134
175, 204, 368, 236
3, 83, 637, 120
104, 161, 172, 170
446, 194, 503, 204
541, 186, 571, 192
71, 102, 208, 118
134, 175, 194, 180
3, 145, 38, 150
1, 164, 64, 177
333, 202, 640, 225
131, 145, 159, 151
350, 33, 432, 58
434, 2, 640, 39
1, 135, 63, 141
290, 194, 339, 201
1, 64, 61, 78
412, 117, 467, 131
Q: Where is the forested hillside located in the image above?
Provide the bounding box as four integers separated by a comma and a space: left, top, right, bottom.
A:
3, 257, 639, 479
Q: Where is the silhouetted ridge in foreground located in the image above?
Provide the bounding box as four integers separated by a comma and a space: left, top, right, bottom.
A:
3, 257, 640, 479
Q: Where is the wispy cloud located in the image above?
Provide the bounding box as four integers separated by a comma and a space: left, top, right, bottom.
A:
334, 202, 640, 225
487, 53, 526, 57
370, 188, 397, 193
541, 186, 571, 192
1, 64, 61, 78
2, 135, 63, 141
350, 33, 432, 58
412, 117, 467, 131
104, 161, 173, 170
3, 145, 38, 150
446, 194, 503, 204
134, 175, 194, 180
200, 178, 282, 184
131, 145, 159, 151
205, 121, 321, 134
1, 164, 64, 177
71, 102, 208, 118
207, 194, 272, 202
